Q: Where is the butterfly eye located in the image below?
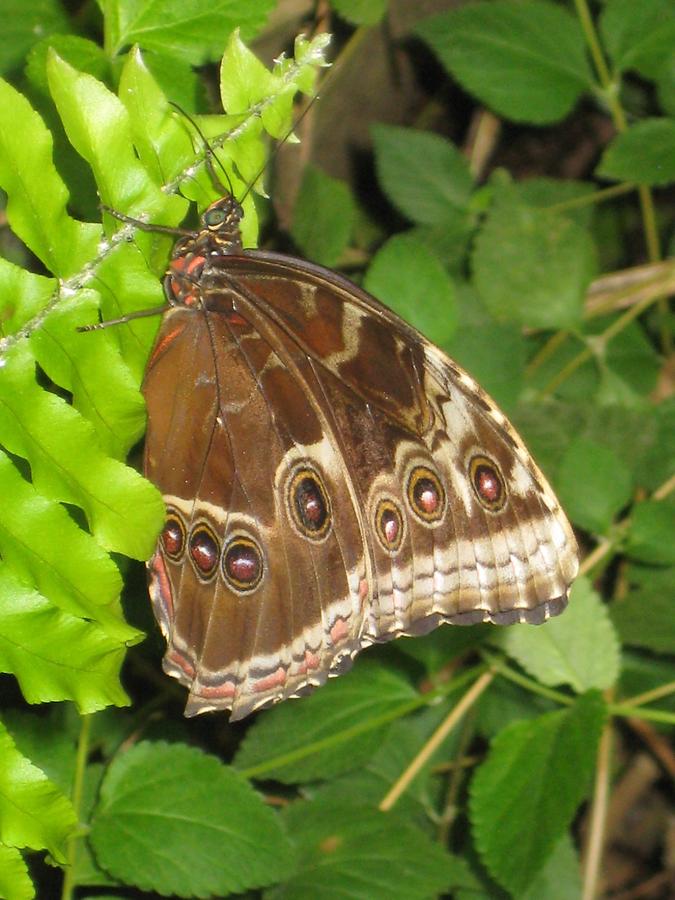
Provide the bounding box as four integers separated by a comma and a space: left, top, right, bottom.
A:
222, 536, 264, 593
375, 499, 404, 552
161, 512, 186, 561
188, 523, 220, 579
204, 207, 226, 228
470, 455, 507, 512
288, 467, 331, 540
407, 466, 445, 523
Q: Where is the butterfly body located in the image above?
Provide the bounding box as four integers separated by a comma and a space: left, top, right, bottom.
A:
144, 198, 578, 721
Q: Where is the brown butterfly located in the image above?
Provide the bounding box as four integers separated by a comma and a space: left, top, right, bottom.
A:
133, 184, 579, 721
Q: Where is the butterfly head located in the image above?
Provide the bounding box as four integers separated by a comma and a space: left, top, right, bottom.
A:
201, 195, 244, 253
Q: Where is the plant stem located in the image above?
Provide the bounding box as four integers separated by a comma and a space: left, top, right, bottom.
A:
61, 714, 92, 900
581, 701, 613, 900
379, 669, 495, 812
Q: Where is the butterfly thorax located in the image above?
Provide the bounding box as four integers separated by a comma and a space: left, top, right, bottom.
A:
166, 195, 244, 307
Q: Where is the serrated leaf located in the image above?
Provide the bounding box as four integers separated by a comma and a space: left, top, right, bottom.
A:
268, 798, 465, 900
107, 0, 275, 66
472, 181, 593, 329
469, 692, 606, 895
90, 741, 292, 898
499, 577, 620, 693
626, 499, 675, 565
291, 165, 355, 267
234, 661, 418, 783
612, 564, 675, 653
0, 564, 133, 711
416, 1, 592, 125
600, 0, 675, 79
557, 436, 633, 533
371, 124, 474, 226
597, 118, 675, 187
0, 720, 76, 865
0, 841, 33, 900
364, 234, 457, 345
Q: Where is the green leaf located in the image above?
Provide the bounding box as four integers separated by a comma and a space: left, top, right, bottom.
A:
472, 180, 593, 329
600, 0, 675, 79
626, 499, 675, 565
517, 177, 597, 228
619, 652, 675, 714
118, 47, 196, 185
597, 118, 675, 187
612, 564, 675, 653
219, 27, 275, 113
269, 798, 465, 900
106, 0, 275, 66
234, 661, 418, 783
371, 124, 474, 226
499, 577, 621, 693
364, 234, 457, 345
291, 165, 355, 267
310, 699, 467, 829
31, 297, 147, 459
521, 834, 582, 900
0, 564, 133, 711
331, 0, 388, 26
446, 284, 526, 411
0, 343, 164, 559
469, 692, 606, 896
0, 450, 135, 641
557, 437, 633, 533
0, 841, 33, 900
71, 762, 117, 889
26, 35, 110, 96
604, 320, 661, 398
220, 31, 326, 139
0, 0, 69, 75
90, 741, 292, 898
476, 677, 557, 738
3, 708, 78, 795
0, 720, 76, 865
47, 52, 183, 218
0, 77, 100, 275
416, 0, 592, 125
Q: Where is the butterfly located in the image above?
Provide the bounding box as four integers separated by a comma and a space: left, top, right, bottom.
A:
128, 176, 580, 721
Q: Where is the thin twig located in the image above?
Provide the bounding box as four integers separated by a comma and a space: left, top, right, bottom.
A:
379, 670, 495, 812
581, 698, 614, 900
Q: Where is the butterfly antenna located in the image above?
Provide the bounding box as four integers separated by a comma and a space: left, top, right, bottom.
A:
238, 90, 322, 205
169, 101, 235, 197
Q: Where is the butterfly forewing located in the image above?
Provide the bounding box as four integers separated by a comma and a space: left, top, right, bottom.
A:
143, 201, 578, 720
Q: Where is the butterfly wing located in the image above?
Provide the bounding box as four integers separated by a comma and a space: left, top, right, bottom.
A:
144, 250, 578, 719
